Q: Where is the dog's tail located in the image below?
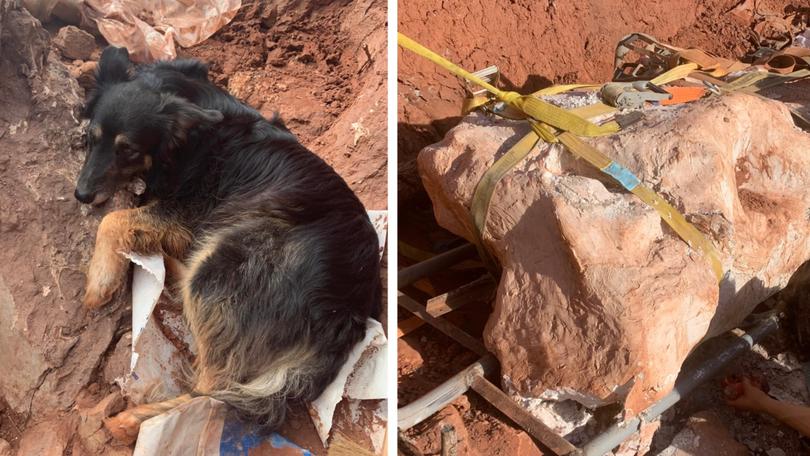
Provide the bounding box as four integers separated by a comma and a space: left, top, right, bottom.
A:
104, 394, 193, 444
103, 350, 318, 443
199, 344, 325, 430
103, 346, 327, 443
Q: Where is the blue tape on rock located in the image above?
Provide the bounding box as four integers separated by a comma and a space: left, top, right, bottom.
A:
603, 161, 641, 191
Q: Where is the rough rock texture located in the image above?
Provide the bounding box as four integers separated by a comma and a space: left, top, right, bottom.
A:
53, 25, 96, 60
73, 392, 126, 455
659, 411, 749, 456
418, 93, 810, 415
0, 1, 130, 420
15, 416, 76, 456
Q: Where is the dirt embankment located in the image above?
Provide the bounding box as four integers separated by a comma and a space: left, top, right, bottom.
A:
183, 0, 387, 210
397, 0, 799, 201
0, 0, 386, 453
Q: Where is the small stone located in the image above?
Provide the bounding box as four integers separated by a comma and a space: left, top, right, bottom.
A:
260, 4, 279, 28
766, 449, 787, 456
0, 438, 11, 456
53, 26, 96, 60
16, 417, 75, 456
77, 391, 126, 453
76, 61, 98, 91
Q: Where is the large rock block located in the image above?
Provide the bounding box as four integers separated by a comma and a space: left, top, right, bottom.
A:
418, 93, 810, 414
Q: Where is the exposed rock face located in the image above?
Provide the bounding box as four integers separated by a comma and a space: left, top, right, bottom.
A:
417, 93, 810, 414
0, 2, 130, 418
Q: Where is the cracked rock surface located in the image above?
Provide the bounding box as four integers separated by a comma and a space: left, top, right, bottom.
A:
418, 93, 810, 416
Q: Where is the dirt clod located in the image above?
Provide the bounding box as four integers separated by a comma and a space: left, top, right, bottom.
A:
53, 25, 96, 60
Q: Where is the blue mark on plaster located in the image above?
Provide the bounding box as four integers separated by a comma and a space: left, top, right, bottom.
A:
603, 161, 641, 191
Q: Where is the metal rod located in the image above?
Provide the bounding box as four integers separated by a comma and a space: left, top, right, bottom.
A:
471, 376, 580, 455
398, 292, 490, 357
398, 355, 498, 431
398, 243, 477, 287
582, 314, 780, 456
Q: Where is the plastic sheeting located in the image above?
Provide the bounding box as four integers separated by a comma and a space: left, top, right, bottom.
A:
83, 0, 242, 62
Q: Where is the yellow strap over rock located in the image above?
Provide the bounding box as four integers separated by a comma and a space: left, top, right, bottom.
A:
398, 34, 620, 141
398, 32, 725, 282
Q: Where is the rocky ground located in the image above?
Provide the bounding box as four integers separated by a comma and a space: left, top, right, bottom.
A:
397, 1, 810, 455
0, 0, 386, 454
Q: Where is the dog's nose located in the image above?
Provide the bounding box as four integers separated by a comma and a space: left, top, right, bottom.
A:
74, 188, 95, 204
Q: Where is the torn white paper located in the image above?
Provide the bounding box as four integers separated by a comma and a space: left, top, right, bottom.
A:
309, 318, 387, 445
124, 252, 165, 367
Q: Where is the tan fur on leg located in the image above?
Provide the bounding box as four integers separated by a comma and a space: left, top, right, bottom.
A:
84, 205, 192, 309
104, 394, 193, 444
164, 254, 189, 286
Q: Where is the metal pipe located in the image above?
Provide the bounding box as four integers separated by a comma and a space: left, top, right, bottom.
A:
582, 314, 780, 456
398, 243, 477, 287
398, 355, 498, 431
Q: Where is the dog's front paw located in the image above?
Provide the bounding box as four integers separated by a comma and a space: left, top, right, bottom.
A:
83, 252, 127, 309
104, 411, 140, 444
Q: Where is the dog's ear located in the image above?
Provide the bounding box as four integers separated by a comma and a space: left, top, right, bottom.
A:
83, 47, 133, 118
96, 46, 133, 86
159, 94, 224, 144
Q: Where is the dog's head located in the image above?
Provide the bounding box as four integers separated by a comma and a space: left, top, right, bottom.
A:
74, 47, 223, 205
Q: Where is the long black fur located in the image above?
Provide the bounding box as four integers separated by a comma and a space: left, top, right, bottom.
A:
78, 47, 381, 429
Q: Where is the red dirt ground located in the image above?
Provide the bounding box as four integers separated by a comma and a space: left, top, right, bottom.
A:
397, 1, 807, 455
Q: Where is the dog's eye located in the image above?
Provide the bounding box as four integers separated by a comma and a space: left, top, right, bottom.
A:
118, 145, 140, 160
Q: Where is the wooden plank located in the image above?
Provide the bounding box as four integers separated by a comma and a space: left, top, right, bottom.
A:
397, 293, 489, 357
426, 275, 494, 317
470, 376, 579, 455
397, 316, 425, 338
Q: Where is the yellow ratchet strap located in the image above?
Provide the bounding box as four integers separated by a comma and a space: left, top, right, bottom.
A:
724, 69, 810, 93
555, 131, 724, 281
398, 33, 619, 141
398, 32, 725, 282
650, 63, 699, 85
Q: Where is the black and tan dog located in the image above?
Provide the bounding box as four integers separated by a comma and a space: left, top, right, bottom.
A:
75, 47, 381, 442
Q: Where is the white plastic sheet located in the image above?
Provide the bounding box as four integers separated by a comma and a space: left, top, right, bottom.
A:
83, 0, 242, 62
